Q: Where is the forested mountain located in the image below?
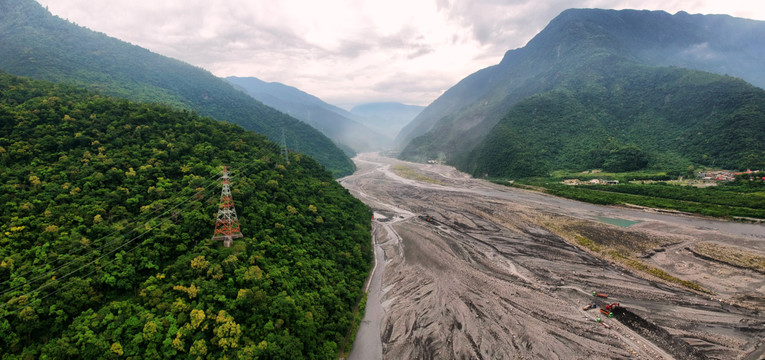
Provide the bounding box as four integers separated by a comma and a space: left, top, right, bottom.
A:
226, 76, 389, 153
397, 9, 765, 176
0, 0, 354, 176
464, 62, 765, 177
350, 102, 423, 140
0, 72, 372, 358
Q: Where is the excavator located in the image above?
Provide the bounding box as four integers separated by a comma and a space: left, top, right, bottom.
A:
600, 303, 620, 317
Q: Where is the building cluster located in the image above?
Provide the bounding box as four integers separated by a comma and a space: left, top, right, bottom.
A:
560, 169, 764, 186
697, 169, 763, 182
562, 179, 619, 186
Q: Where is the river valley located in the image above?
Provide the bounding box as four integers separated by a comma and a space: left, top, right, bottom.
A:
341, 153, 765, 360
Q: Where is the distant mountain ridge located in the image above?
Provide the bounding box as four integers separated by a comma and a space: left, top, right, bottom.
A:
398, 9, 765, 176
350, 102, 424, 140
0, 0, 354, 176
226, 76, 389, 153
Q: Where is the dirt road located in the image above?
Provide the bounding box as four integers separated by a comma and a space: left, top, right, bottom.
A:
341, 153, 765, 360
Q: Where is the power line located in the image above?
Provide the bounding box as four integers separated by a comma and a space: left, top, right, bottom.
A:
280, 128, 289, 163
0, 173, 221, 298
0, 183, 219, 300
0, 171, 222, 288
0, 183, 221, 315
1, 159, 273, 315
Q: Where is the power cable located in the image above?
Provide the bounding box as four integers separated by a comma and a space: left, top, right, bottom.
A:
1, 160, 266, 315
0, 173, 221, 297
0, 182, 220, 315
0, 170, 222, 288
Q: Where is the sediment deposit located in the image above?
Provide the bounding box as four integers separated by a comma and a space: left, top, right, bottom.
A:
342, 153, 765, 360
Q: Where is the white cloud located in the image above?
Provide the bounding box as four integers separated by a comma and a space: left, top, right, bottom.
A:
36, 0, 765, 107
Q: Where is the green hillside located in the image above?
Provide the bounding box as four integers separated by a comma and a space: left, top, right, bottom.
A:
0, 0, 354, 176
462, 60, 765, 177
0, 72, 372, 358
398, 9, 765, 173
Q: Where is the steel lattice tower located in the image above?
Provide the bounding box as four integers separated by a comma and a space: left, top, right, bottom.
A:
211, 166, 243, 247
280, 128, 289, 163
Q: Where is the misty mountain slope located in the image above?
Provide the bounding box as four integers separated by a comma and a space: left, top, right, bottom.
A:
0, 0, 354, 176
577, 9, 765, 86
397, 9, 765, 166
461, 59, 765, 177
349, 102, 423, 140
226, 76, 389, 153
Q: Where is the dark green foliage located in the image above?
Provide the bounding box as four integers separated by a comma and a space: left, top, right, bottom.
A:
602, 144, 650, 173
464, 62, 765, 178
503, 179, 765, 219
578, 183, 765, 210
0, 73, 372, 359
0, 0, 354, 176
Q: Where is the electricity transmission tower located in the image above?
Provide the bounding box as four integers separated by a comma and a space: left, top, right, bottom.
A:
280, 128, 289, 163
211, 166, 243, 247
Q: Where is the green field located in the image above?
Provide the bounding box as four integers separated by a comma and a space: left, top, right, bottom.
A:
495, 173, 765, 219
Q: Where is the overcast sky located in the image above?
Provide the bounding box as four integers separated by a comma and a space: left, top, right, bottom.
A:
36, 0, 765, 109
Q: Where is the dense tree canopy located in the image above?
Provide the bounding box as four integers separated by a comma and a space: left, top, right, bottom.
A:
0, 72, 372, 359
